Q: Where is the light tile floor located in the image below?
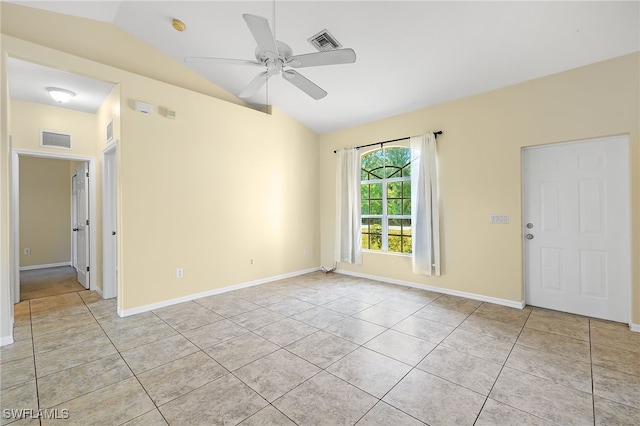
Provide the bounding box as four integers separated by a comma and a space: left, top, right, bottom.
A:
1, 272, 639, 425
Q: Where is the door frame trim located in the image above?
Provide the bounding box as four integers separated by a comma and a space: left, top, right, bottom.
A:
11, 149, 97, 303
102, 141, 118, 300
521, 135, 632, 325
71, 173, 78, 270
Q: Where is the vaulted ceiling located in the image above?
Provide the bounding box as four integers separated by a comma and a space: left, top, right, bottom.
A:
5, 1, 639, 134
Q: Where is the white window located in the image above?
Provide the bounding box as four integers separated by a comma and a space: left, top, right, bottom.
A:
360, 145, 412, 254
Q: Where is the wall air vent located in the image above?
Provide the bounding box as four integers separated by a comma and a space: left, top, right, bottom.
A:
40, 130, 72, 149
308, 30, 342, 52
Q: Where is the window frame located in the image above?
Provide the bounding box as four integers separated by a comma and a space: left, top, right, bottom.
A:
360, 142, 412, 255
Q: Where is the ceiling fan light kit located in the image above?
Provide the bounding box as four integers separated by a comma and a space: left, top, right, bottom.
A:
185, 13, 356, 100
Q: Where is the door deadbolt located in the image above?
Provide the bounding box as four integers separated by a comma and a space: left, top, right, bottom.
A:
526, 223, 534, 229
526, 234, 534, 240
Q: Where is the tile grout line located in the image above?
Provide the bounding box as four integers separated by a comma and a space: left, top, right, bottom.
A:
147, 297, 318, 423
589, 318, 596, 426
354, 297, 484, 425
345, 295, 468, 425
80, 293, 173, 426
28, 300, 44, 426
474, 306, 588, 424
471, 303, 533, 425
11, 275, 635, 425
216, 285, 418, 424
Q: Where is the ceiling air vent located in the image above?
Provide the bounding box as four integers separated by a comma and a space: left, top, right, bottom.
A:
308, 30, 342, 51
40, 130, 72, 149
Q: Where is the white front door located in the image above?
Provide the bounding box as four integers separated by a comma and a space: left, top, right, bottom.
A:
75, 162, 90, 289
523, 136, 631, 323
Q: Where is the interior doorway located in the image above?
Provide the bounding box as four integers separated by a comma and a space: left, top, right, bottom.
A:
11, 150, 97, 304
20, 266, 85, 301
102, 141, 118, 300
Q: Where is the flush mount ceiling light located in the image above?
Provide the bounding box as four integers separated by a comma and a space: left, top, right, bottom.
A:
46, 87, 75, 103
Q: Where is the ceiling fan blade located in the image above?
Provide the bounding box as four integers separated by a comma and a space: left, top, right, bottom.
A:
239, 71, 270, 98
184, 56, 262, 66
287, 48, 356, 68
243, 14, 278, 56
282, 70, 327, 100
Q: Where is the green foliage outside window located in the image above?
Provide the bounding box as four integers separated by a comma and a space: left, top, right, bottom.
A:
361, 146, 412, 254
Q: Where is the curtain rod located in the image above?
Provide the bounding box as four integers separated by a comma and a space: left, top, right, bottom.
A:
333, 131, 442, 153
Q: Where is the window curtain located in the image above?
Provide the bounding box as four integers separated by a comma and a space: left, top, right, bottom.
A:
335, 148, 363, 264
411, 133, 440, 276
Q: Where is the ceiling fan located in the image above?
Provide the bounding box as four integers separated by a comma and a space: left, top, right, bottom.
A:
185, 14, 356, 100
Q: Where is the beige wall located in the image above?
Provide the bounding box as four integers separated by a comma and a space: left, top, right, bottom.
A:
1, 34, 320, 327
10, 99, 99, 155
19, 157, 72, 267
118, 79, 320, 310
320, 52, 640, 324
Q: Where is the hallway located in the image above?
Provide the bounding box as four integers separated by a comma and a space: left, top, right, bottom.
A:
20, 266, 86, 301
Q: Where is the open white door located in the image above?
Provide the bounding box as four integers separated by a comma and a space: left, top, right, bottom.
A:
75, 162, 90, 289
523, 136, 631, 323
71, 174, 78, 270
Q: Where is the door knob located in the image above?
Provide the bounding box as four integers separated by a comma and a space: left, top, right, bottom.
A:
73, 228, 79, 231
526, 234, 534, 240
112, 231, 116, 236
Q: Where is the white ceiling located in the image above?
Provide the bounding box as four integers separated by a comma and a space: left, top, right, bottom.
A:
8, 58, 116, 113
7, 1, 640, 134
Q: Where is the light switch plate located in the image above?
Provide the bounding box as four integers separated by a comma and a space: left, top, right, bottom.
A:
490, 214, 509, 224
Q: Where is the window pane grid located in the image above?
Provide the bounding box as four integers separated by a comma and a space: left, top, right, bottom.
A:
360, 146, 412, 254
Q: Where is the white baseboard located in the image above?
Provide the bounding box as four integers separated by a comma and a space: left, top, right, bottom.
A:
335, 269, 525, 310
94, 286, 104, 298
0, 334, 15, 347
1, 314, 14, 346
20, 262, 71, 271
118, 267, 322, 317
630, 323, 640, 333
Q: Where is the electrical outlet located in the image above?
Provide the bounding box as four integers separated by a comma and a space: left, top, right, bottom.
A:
24, 248, 31, 255
303, 248, 307, 257
250, 259, 254, 265
176, 268, 184, 278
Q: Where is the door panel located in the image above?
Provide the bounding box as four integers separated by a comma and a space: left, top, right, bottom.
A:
540, 181, 561, 232
579, 179, 605, 234
540, 247, 563, 292
524, 136, 631, 322
579, 250, 607, 298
